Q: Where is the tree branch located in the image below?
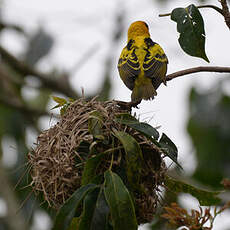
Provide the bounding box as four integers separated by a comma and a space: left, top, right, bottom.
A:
0, 21, 26, 35
159, 4, 224, 17
0, 97, 59, 118
197, 4, 224, 15
116, 66, 230, 110
166, 66, 230, 81
0, 45, 78, 98
220, 0, 230, 29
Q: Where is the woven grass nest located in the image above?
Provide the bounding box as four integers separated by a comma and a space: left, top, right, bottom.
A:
28, 97, 168, 224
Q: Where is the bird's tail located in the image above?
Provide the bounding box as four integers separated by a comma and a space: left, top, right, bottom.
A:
131, 83, 157, 102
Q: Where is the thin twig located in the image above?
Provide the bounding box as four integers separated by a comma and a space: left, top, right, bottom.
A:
166, 66, 230, 81
159, 4, 223, 17
198, 4, 224, 15
220, 0, 230, 29
158, 12, 171, 17
0, 45, 78, 98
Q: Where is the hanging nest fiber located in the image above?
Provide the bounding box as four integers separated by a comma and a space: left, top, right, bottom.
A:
28, 97, 167, 224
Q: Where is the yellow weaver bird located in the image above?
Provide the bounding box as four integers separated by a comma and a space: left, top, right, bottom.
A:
118, 21, 168, 102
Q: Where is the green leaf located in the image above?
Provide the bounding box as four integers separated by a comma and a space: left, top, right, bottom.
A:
113, 129, 143, 189
52, 184, 97, 230
51, 96, 68, 109
165, 176, 221, 206
159, 133, 182, 169
51, 96, 70, 114
52, 96, 67, 104
79, 187, 110, 230
88, 111, 104, 139
171, 4, 209, 62
104, 170, 138, 230
115, 113, 159, 140
81, 152, 106, 186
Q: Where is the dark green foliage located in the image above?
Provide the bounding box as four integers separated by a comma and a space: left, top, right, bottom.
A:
52, 184, 98, 230
187, 83, 230, 188
78, 187, 110, 230
115, 113, 159, 140
165, 176, 221, 206
112, 130, 143, 190
104, 170, 138, 230
171, 4, 209, 62
81, 152, 107, 186
159, 133, 182, 169
115, 113, 181, 167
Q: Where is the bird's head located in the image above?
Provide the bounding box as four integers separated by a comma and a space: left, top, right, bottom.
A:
127, 21, 150, 41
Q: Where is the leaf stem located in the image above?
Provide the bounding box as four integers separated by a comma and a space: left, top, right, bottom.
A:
158, 13, 171, 17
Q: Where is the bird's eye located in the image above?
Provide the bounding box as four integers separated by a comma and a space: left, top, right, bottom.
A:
144, 22, 149, 29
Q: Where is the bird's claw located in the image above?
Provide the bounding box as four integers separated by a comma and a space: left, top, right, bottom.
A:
115, 100, 141, 111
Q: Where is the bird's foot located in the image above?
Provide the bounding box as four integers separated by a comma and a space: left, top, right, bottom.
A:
115, 100, 141, 111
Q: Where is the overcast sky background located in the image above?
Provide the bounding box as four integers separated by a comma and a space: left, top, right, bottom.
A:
1, 0, 230, 229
